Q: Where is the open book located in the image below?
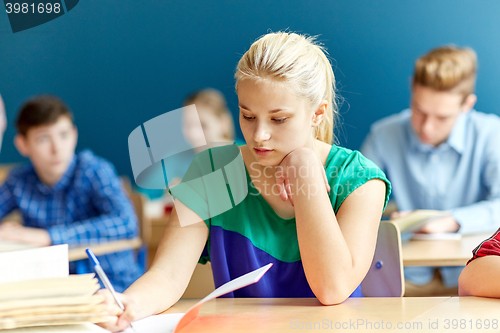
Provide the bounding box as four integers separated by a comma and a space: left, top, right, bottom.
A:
390, 210, 449, 234
122, 263, 273, 333
390, 210, 461, 241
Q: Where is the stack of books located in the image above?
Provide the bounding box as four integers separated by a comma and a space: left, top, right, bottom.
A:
0, 244, 110, 332
0, 274, 110, 330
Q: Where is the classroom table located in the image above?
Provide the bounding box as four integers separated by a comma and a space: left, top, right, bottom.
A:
402, 233, 491, 267
163, 297, 500, 333
68, 237, 142, 261
0, 237, 142, 261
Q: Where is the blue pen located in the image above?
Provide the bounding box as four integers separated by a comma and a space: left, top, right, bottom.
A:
86, 248, 137, 331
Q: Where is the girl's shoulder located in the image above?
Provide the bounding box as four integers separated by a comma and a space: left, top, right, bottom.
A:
325, 144, 380, 172
326, 144, 392, 213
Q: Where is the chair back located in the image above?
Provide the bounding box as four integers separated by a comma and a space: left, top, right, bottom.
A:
361, 221, 404, 297
121, 176, 150, 271
128, 190, 150, 243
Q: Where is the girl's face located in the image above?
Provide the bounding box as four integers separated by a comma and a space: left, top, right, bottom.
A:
237, 79, 317, 166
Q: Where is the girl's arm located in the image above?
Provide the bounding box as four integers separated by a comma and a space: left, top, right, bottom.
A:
101, 200, 209, 331
287, 148, 386, 305
459, 256, 500, 297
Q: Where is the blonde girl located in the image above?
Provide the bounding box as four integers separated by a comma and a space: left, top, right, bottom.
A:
100, 31, 390, 331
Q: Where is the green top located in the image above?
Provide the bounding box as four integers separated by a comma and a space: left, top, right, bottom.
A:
170, 144, 392, 265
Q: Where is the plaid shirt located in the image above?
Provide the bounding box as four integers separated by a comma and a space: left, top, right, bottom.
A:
468, 227, 500, 265
0, 150, 142, 292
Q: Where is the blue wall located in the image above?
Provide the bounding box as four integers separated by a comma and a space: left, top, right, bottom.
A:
1, 1, 500, 181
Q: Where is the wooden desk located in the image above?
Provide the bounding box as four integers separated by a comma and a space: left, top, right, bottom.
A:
164, 297, 500, 332
412, 297, 500, 332
0, 238, 142, 261
68, 238, 142, 261
402, 233, 490, 267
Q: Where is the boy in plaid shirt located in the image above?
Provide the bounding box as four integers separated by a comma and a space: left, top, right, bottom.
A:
0, 95, 142, 291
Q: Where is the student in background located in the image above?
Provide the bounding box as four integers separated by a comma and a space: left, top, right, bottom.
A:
459, 227, 500, 297
183, 88, 239, 151
138, 88, 239, 199
0, 95, 143, 292
100, 31, 391, 332
171, 88, 242, 185
361, 46, 500, 296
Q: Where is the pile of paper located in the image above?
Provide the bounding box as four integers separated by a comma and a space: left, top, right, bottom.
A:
0, 244, 110, 332
0, 274, 110, 330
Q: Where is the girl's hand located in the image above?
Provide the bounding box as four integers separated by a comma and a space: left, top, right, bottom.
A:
96, 289, 138, 332
275, 147, 330, 206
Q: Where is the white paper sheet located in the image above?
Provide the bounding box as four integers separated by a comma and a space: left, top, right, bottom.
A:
200, 262, 272, 302
122, 314, 184, 333
0, 244, 69, 284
